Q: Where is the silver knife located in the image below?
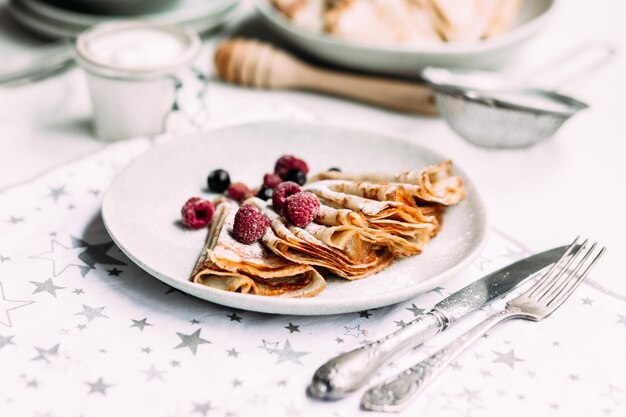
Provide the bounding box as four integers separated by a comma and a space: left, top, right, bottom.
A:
307, 245, 570, 400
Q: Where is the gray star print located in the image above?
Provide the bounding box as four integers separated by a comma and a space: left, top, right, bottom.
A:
0, 255, 10, 263
226, 348, 240, 358
258, 339, 279, 354
143, 364, 167, 381
227, 313, 242, 322
0, 334, 15, 349
86, 377, 112, 395
344, 325, 365, 338
70, 236, 126, 269
30, 278, 65, 297
428, 286, 445, 295
492, 349, 525, 368
7, 216, 24, 224
74, 304, 108, 322
273, 340, 309, 365
31, 344, 60, 363
285, 322, 300, 333
0, 282, 35, 327
130, 318, 152, 331
581, 297, 594, 305
175, 329, 210, 355
47, 186, 68, 202
458, 387, 482, 403
406, 303, 425, 316
450, 361, 463, 370
601, 384, 626, 405
474, 255, 493, 271
358, 310, 372, 319
31, 240, 92, 277
192, 401, 213, 416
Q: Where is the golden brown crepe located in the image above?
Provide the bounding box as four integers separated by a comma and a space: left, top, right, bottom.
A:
249, 198, 393, 280
308, 160, 465, 206
192, 201, 326, 297
190, 160, 466, 296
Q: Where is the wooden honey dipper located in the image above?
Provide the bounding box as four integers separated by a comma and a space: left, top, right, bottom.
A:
214, 38, 438, 116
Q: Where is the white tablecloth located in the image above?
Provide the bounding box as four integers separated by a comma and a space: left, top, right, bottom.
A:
2, 0, 626, 295
0, 125, 624, 417
1, 0, 626, 415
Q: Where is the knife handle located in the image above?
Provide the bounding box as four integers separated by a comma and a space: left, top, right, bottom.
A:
308, 312, 444, 400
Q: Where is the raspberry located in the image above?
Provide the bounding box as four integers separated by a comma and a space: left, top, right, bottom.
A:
272, 181, 301, 213
274, 155, 309, 179
247, 188, 259, 200
284, 192, 319, 227
263, 173, 282, 189
232, 204, 269, 244
181, 197, 214, 229
227, 182, 250, 202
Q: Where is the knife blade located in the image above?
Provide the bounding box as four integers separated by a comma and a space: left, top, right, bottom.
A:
308, 245, 570, 400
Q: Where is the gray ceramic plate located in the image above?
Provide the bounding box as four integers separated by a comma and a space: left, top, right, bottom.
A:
256, 0, 556, 75
102, 121, 488, 315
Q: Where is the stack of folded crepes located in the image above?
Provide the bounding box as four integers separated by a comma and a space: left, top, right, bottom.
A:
271, 0, 522, 46
191, 160, 465, 297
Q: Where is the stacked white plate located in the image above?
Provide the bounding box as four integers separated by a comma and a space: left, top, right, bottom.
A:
8, 0, 240, 39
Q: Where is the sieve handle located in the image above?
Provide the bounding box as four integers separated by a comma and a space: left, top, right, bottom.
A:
520, 42, 616, 90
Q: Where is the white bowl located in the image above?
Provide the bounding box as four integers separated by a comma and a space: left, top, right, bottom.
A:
256, 0, 556, 77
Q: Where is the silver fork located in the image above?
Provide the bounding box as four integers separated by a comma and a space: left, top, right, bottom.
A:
361, 237, 605, 412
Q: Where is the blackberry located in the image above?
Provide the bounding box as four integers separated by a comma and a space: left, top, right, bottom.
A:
207, 169, 231, 193
257, 186, 274, 201
285, 169, 306, 186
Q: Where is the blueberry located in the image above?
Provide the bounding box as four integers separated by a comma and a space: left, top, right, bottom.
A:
207, 169, 231, 193
257, 186, 274, 201
285, 169, 306, 186
328, 167, 341, 172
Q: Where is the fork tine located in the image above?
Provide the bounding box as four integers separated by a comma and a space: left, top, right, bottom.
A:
540, 242, 596, 302
527, 237, 579, 298
536, 238, 589, 301
547, 246, 605, 307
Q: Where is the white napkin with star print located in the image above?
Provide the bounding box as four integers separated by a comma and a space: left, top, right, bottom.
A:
0, 118, 625, 417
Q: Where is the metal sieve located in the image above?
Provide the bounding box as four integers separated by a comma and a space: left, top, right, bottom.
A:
421, 43, 615, 149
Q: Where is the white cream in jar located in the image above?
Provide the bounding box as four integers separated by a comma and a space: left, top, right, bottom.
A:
74, 21, 202, 141
84, 27, 188, 71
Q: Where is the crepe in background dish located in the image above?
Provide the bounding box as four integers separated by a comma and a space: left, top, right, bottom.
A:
191, 201, 326, 297
271, 0, 522, 45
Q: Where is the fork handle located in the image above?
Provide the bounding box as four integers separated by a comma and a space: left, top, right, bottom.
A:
309, 312, 444, 400
361, 308, 522, 412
